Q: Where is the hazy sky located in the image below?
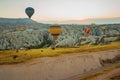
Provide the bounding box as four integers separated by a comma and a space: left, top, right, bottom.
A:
0, 0, 120, 22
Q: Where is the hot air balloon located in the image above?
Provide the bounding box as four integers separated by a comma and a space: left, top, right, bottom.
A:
25, 7, 35, 19
49, 25, 62, 40
84, 27, 91, 36
49, 25, 62, 49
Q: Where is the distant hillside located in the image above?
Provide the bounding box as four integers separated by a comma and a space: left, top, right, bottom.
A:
0, 18, 49, 32
46, 17, 120, 24
85, 17, 120, 24
0, 18, 37, 24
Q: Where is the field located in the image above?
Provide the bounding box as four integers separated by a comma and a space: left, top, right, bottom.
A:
0, 41, 120, 64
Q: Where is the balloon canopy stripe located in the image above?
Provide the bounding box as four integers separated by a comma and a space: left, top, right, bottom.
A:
49, 26, 62, 40
49, 27, 62, 34
52, 34, 59, 36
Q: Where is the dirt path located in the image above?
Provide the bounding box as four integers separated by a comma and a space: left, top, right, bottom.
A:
66, 62, 120, 80
64, 51, 120, 80
0, 49, 120, 80
96, 68, 120, 80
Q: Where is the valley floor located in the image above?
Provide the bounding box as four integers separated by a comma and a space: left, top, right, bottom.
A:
0, 49, 120, 80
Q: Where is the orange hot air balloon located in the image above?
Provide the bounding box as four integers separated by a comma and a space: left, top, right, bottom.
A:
84, 27, 90, 36
49, 25, 62, 40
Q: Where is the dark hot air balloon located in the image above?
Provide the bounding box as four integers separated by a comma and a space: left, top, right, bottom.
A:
25, 7, 35, 19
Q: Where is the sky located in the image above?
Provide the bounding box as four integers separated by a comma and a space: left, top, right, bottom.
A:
0, 0, 120, 23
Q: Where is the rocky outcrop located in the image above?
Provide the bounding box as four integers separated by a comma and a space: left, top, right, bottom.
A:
0, 18, 120, 49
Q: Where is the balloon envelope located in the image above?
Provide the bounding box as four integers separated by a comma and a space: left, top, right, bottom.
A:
25, 7, 35, 18
49, 26, 62, 40
85, 27, 90, 35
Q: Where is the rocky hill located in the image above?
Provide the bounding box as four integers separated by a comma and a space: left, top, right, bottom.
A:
0, 18, 48, 33
0, 18, 120, 50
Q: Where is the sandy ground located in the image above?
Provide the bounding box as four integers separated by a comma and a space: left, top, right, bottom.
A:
0, 49, 120, 80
